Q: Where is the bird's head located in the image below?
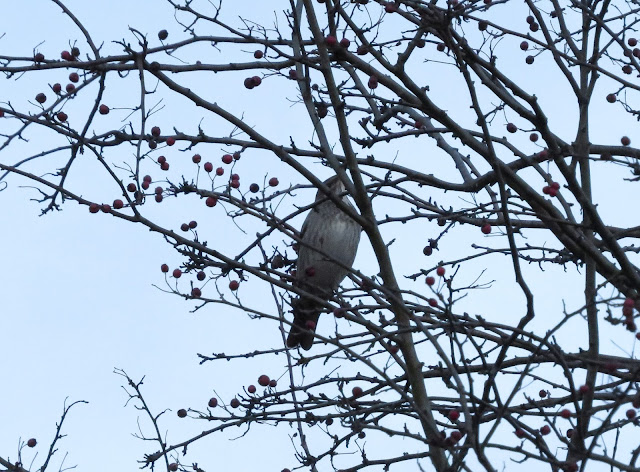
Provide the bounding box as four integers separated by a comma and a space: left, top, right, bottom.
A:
315, 175, 348, 201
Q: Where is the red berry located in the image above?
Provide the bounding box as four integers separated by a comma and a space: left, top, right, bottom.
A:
127, 183, 136, 192
231, 173, 240, 181
154, 186, 163, 195
269, 177, 279, 187
216, 167, 224, 176
478, 20, 488, 31
208, 397, 218, 408
168, 464, 178, 472
530, 133, 539, 142
61, 50, 73, 61
69, 72, 79, 83
269, 379, 277, 387
192, 154, 201, 163
450, 430, 463, 442
113, 199, 124, 209
506, 122, 517, 133
316, 103, 328, 118
71, 47, 80, 57
197, 271, 206, 281
161, 264, 169, 273
248, 384, 257, 393
66, 83, 76, 93
157, 155, 166, 164
148, 140, 157, 149
340, 38, 350, 48
222, 154, 233, 164
173, 269, 182, 278
621, 136, 631, 146
539, 389, 547, 398
52, 83, 62, 94
181, 223, 189, 232
229, 280, 239, 290
34, 53, 45, 62
230, 398, 240, 408
305, 320, 316, 330
158, 29, 168, 40
35, 93, 46, 104
428, 298, 438, 307
206, 196, 217, 207
423, 246, 433, 256
244, 77, 255, 89
540, 425, 551, 435
437, 43, 446, 52
623, 64, 633, 75
204, 162, 213, 173
101, 204, 111, 213
166, 137, 175, 146
525, 55, 534, 64
191, 287, 201, 298
629, 38, 638, 47
628, 409, 638, 420
251, 76, 262, 87
233, 152, 241, 160
551, 182, 560, 190
325, 35, 338, 47
481, 223, 491, 234
250, 183, 259, 193
352, 386, 364, 398
27, 438, 37, 448
624, 298, 635, 308
258, 375, 270, 386
99, 104, 109, 115
436, 266, 445, 277
288, 69, 297, 80
57, 112, 68, 122
177, 409, 187, 418
368, 75, 378, 89
160, 161, 169, 171
579, 384, 589, 394
189, 220, 197, 229
230, 180, 240, 189
151, 126, 161, 137
542, 185, 551, 194
254, 50, 263, 59
606, 93, 616, 103
560, 409, 571, 419
426, 276, 435, 286
384, 2, 398, 12
448, 410, 460, 421
515, 428, 526, 438
520, 41, 529, 51
155, 194, 163, 202
357, 44, 370, 55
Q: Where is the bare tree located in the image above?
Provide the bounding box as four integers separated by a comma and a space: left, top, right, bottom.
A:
2, 0, 640, 471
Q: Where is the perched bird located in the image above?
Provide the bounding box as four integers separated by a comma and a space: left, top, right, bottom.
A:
287, 175, 362, 350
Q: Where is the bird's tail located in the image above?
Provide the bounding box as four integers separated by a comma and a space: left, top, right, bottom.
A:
287, 296, 321, 350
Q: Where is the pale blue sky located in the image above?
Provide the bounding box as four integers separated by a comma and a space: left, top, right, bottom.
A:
1, 1, 638, 471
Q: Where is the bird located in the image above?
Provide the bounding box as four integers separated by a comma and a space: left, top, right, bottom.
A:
287, 175, 362, 350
